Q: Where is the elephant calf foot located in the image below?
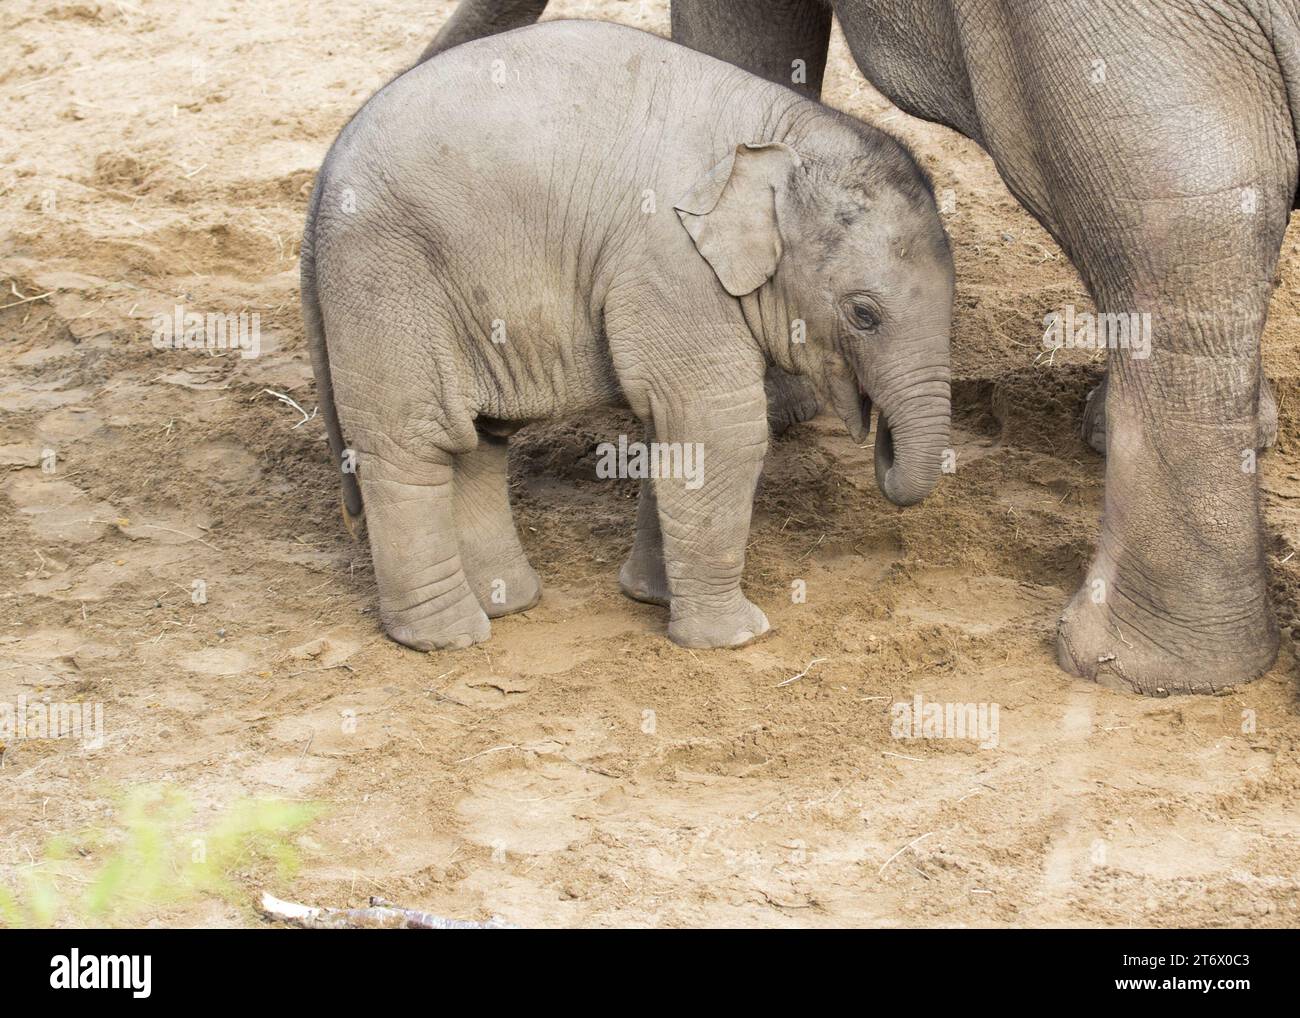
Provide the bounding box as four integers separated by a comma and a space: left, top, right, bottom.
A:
383, 596, 491, 652
1056, 589, 1276, 696
668, 594, 771, 649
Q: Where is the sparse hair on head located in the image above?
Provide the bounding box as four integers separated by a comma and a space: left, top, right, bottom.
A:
783, 107, 947, 261
809, 108, 936, 208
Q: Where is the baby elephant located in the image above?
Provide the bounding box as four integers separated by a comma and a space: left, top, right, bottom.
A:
302, 21, 953, 651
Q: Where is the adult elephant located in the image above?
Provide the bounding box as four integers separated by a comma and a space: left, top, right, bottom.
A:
418, 0, 1297, 695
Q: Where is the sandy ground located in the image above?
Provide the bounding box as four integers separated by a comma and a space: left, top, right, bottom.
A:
2, 0, 1298, 928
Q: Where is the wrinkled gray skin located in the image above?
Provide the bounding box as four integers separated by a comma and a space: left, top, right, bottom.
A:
305, 21, 953, 651
424, 0, 1299, 694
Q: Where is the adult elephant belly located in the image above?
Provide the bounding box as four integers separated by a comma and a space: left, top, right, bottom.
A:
833, 0, 985, 148
674, 0, 1296, 693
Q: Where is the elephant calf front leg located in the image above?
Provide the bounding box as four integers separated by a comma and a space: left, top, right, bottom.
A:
651, 410, 770, 649
361, 452, 490, 650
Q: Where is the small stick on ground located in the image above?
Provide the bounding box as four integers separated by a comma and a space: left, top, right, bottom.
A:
455, 743, 518, 765
263, 388, 316, 428
260, 892, 512, 930
776, 657, 827, 688
878, 831, 935, 877
0, 288, 55, 310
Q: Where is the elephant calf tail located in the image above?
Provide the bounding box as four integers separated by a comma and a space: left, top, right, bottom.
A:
416, 0, 550, 64
301, 178, 364, 530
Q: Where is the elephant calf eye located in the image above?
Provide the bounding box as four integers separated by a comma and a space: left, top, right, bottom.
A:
848, 302, 880, 332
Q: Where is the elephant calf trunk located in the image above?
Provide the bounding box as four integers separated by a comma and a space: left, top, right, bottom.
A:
873, 402, 949, 507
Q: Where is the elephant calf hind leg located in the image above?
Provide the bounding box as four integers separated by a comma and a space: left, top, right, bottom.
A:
454, 434, 541, 618
361, 452, 490, 650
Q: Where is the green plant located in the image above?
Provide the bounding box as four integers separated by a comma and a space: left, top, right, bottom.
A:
0, 784, 322, 927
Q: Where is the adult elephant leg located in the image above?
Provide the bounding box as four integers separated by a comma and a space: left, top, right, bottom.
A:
671, 0, 832, 99
1058, 330, 1280, 693
1081, 371, 1278, 455
1054, 204, 1290, 694
973, 7, 1298, 694
453, 432, 541, 617
1080, 374, 1107, 455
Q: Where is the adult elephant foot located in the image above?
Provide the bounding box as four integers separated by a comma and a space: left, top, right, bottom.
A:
765, 365, 821, 437
1056, 585, 1277, 696
1082, 372, 1279, 455
668, 594, 771, 649
1057, 355, 1278, 695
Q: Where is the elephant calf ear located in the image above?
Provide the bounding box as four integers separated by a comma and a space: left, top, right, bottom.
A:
674, 142, 802, 297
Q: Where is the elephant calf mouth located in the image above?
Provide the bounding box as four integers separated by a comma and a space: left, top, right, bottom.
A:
846, 390, 873, 445
874, 412, 896, 496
